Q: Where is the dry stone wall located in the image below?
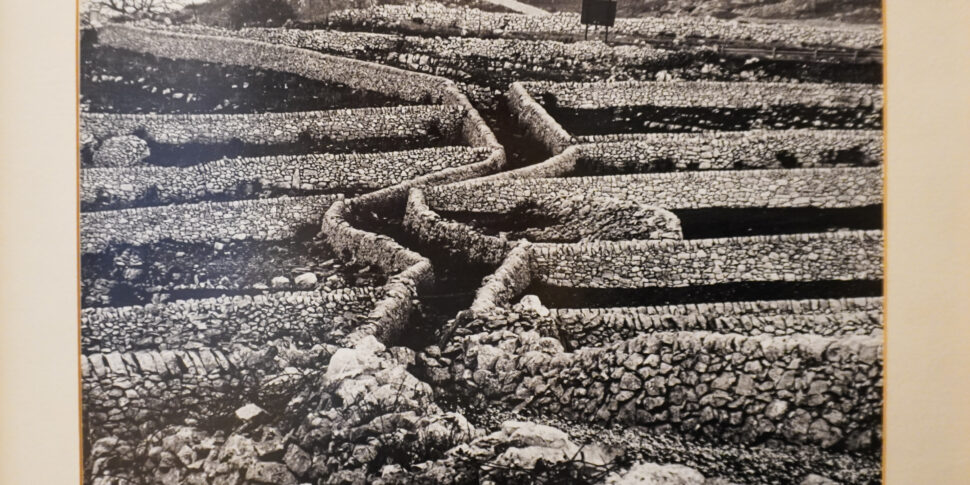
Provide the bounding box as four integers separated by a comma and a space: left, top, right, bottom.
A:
81, 287, 379, 354
97, 24, 454, 103
575, 130, 883, 169
81, 194, 336, 254
439, 328, 881, 451
404, 188, 513, 266
80, 19, 885, 482
138, 21, 682, 78
425, 167, 882, 213
329, 4, 882, 50
548, 297, 883, 347
82, 147, 491, 208
83, 347, 252, 441
81, 105, 463, 146
510, 80, 882, 153
508, 82, 576, 153
524, 80, 882, 110
531, 230, 883, 288
468, 242, 535, 314
430, 130, 882, 188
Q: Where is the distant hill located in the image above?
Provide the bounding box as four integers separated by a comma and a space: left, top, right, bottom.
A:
511, 0, 881, 24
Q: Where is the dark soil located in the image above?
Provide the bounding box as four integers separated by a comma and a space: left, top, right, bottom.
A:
82, 184, 355, 212
80, 227, 386, 308
437, 203, 561, 237
81, 129, 463, 168
569, 146, 874, 176
347, 201, 496, 350
546, 105, 882, 136
80, 43, 419, 114
675, 205, 883, 239
522, 280, 883, 309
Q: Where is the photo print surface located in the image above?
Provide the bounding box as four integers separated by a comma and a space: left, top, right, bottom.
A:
78, 0, 884, 483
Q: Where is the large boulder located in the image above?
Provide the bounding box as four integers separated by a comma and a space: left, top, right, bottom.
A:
606, 462, 707, 485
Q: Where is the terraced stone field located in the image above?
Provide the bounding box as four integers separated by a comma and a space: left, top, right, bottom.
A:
80, 5, 883, 484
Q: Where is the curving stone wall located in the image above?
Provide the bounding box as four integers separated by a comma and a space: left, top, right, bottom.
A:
404, 188, 513, 266
81, 194, 336, 254
97, 24, 453, 103
468, 242, 534, 315
128, 21, 683, 78
424, 166, 882, 214
329, 4, 883, 50
81, 287, 379, 354
406, 187, 687, 264
531, 230, 883, 288
82, 147, 492, 208
508, 82, 576, 153
441, 328, 882, 451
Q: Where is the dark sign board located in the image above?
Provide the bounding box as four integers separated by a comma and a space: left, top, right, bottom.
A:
581, 0, 617, 27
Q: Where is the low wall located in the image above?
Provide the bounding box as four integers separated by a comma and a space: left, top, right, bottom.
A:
82, 147, 491, 208
575, 130, 883, 170
522, 80, 883, 110
81, 105, 463, 146
428, 130, 882, 195
97, 24, 453, 103
81, 194, 336, 254
531, 230, 883, 288
508, 81, 882, 153
404, 188, 512, 266
81, 287, 379, 354
152, 22, 682, 87
548, 298, 883, 347
444, 329, 882, 451
320, 198, 434, 344
425, 167, 882, 213
329, 4, 883, 50
316, 143, 506, 344
461, 297, 882, 348
508, 82, 575, 154
82, 347, 251, 441
468, 243, 534, 314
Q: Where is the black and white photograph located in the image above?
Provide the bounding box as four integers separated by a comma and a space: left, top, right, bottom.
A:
73, 0, 889, 483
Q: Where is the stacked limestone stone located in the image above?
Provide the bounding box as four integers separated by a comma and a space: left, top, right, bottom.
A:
82, 147, 491, 209
330, 4, 883, 50
511, 80, 883, 152
408, 72, 885, 482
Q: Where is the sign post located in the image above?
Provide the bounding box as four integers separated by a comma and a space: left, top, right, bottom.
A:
580, 0, 618, 43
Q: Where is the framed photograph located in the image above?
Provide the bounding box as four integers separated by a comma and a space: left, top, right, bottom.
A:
0, 0, 967, 483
